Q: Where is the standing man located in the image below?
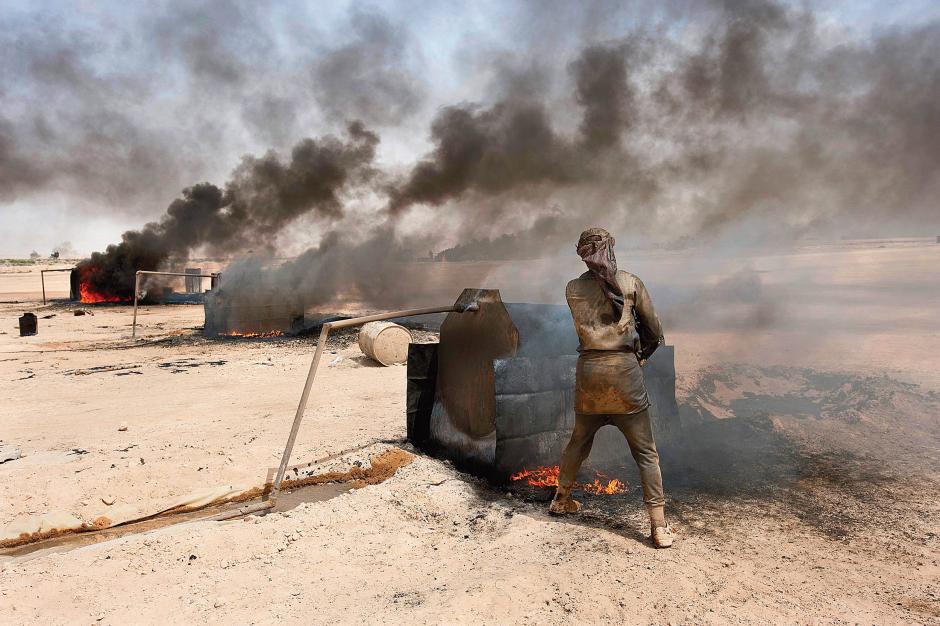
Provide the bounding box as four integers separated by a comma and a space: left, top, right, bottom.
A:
551, 227, 674, 548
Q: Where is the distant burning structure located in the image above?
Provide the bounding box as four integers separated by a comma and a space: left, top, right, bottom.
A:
69, 265, 216, 304
71, 265, 130, 303
203, 288, 305, 337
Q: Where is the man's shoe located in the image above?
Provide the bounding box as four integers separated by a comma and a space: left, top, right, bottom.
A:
548, 485, 581, 515
651, 524, 675, 548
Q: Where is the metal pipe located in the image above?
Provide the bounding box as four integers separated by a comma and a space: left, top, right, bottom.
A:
132, 273, 141, 338
271, 323, 331, 497
268, 301, 478, 502
131, 270, 219, 337
329, 303, 477, 330
205, 500, 275, 521
136, 270, 219, 279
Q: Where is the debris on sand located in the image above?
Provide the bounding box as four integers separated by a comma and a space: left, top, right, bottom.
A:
65, 364, 144, 376
0, 442, 21, 464
283, 448, 414, 490
235, 448, 416, 506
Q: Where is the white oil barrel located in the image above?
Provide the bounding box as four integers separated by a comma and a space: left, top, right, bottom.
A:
358, 321, 413, 366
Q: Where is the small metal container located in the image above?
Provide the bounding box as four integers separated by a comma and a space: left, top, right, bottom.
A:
19, 313, 37, 336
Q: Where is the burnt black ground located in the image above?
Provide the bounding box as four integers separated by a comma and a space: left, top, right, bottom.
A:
503, 365, 939, 547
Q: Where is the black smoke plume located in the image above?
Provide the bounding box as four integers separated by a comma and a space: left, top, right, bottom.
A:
0, 3, 422, 214
22, 0, 940, 310
77, 123, 377, 300
387, 44, 630, 214
386, 2, 940, 246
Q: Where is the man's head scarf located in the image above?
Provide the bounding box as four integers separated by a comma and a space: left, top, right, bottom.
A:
576, 227, 623, 312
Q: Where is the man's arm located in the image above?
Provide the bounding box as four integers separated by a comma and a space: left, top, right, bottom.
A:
634, 278, 664, 360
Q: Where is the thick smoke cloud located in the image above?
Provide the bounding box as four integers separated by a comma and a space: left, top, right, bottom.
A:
387, 44, 631, 213
387, 0, 940, 248
573, 44, 635, 150
213, 229, 414, 324
0, 1, 424, 215
313, 10, 425, 126
7, 0, 940, 312
78, 123, 377, 299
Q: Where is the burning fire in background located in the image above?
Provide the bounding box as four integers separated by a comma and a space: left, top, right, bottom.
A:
218, 330, 284, 338
16, 2, 940, 315
78, 266, 129, 303
510, 466, 627, 496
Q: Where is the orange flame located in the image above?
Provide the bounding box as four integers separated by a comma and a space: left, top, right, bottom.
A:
77, 265, 130, 303
79, 281, 126, 303
510, 465, 560, 488
218, 330, 284, 338
510, 465, 627, 495
581, 476, 628, 495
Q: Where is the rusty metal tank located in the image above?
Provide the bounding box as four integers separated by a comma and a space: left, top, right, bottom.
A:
407, 288, 680, 481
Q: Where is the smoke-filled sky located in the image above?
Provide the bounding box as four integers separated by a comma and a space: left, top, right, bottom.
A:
1, 0, 939, 257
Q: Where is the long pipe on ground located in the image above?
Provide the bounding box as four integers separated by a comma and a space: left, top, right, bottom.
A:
132, 270, 220, 337
39, 268, 74, 305
267, 301, 479, 504
206, 500, 275, 521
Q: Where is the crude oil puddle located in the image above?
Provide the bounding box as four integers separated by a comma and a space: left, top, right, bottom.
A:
273, 481, 354, 512
2, 448, 413, 560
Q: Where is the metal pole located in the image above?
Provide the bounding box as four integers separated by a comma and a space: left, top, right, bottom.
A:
327, 304, 475, 330
206, 500, 274, 521
271, 323, 331, 497
132, 272, 141, 338
268, 301, 478, 502
136, 270, 217, 279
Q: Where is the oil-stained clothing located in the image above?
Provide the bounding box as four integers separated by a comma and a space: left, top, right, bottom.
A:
566, 270, 664, 415
557, 409, 665, 507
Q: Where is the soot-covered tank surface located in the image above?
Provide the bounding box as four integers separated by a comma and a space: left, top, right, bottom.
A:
406, 288, 679, 482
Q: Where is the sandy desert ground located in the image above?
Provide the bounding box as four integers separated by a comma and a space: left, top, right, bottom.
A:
1, 240, 938, 624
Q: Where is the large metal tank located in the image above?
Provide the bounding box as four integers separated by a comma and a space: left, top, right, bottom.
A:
407, 288, 680, 481
203, 288, 305, 336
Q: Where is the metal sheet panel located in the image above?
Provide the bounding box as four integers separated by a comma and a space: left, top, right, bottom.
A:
427, 289, 518, 472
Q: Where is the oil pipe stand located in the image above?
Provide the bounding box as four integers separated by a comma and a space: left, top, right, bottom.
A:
208, 300, 479, 521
